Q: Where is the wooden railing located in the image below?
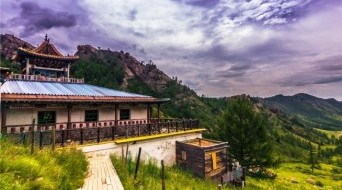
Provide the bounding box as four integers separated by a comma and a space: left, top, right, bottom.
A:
3, 118, 200, 147
7, 74, 84, 83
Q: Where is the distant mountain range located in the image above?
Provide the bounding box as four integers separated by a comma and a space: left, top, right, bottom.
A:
2, 33, 341, 161
264, 93, 342, 130
1, 33, 341, 131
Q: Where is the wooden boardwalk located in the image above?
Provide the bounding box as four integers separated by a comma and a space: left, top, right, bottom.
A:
78, 152, 124, 190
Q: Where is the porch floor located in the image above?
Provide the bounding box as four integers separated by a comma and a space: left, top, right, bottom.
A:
78, 151, 124, 190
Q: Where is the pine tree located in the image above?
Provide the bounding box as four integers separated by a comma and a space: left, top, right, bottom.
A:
214, 96, 273, 170
308, 143, 319, 172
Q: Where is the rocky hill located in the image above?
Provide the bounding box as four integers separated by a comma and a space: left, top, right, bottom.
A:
0, 34, 34, 59
75, 45, 171, 92
1, 33, 341, 162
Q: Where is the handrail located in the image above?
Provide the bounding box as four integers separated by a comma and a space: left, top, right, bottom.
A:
7, 74, 84, 83
4, 118, 201, 147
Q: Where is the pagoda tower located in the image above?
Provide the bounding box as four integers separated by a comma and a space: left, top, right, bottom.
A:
14, 34, 79, 79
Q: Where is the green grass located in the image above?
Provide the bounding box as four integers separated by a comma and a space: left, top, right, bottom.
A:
0, 139, 88, 190
111, 155, 230, 190
314, 128, 342, 138
267, 162, 342, 190
111, 154, 342, 190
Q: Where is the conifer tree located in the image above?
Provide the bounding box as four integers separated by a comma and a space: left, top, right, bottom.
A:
308, 143, 319, 172
214, 96, 273, 170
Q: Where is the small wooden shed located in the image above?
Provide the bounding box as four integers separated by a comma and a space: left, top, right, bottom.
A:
176, 138, 228, 181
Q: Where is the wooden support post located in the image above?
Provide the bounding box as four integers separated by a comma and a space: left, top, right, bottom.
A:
114, 104, 118, 126
52, 126, 56, 152
67, 63, 70, 81
134, 147, 142, 180
67, 105, 72, 139
61, 129, 65, 147
158, 122, 161, 134
148, 123, 151, 135
97, 123, 100, 143
125, 143, 129, 166
183, 119, 186, 131
39, 130, 43, 149
1, 104, 8, 134
161, 160, 166, 190
31, 119, 35, 154
111, 125, 115, 140
121, 145, 124, 164
157, 103, 161, 121
25, 58, 30, 75
147, 103, 151, 123
176, 121, 178, 132
80, 128, 84, 145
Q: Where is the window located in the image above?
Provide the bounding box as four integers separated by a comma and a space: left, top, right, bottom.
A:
85, 110, 98, 122
38, 111, 56, 124
120, 109, 130, 120
211, 152, 217, 170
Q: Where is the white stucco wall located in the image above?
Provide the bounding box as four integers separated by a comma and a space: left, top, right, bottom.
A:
130, 107, 147, 120
98, 108, 115, 121
81, 132, 203, 166
3, 105, 150, 132
6, 109, 35, 126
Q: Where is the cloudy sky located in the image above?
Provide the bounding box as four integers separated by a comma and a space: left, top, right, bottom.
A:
1, 0, 342, 100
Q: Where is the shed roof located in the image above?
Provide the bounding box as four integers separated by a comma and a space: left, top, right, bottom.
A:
1, 80, 168, 103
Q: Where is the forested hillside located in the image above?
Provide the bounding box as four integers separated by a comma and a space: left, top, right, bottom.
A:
1, 33, 341, 166
72, 44, 228, 129
265, 94, 342, 130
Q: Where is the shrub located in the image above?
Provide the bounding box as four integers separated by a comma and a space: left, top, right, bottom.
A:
315, 180, 324, 187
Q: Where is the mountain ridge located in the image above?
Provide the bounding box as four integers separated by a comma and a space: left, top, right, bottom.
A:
1, 33, 341, 132
1, 33, 341, 163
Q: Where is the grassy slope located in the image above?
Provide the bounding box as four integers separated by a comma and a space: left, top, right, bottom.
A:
111, 154, 342, 190
0, 139, 88, 190
264, 94, 342, 130
111, 155, 222, 190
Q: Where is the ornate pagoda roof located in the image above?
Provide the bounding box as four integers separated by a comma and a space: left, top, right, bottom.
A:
16, 34, 79, 61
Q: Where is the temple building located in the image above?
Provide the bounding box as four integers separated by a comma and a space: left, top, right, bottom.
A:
0, 35, 173, 136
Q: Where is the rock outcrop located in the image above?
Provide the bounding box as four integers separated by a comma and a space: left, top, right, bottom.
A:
76, 44, 171, 92
0, 34, 34, 59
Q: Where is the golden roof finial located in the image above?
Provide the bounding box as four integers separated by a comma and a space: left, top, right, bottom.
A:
45, 34, 48, 42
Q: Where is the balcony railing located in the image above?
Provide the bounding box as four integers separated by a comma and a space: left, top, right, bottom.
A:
7, 74, 84, 83
3, 118, 200, 147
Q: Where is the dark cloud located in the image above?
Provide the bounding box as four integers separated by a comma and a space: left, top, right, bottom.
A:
192, 38, 295, 68
216, 63, 255, 79
173, 0, 220, 8
217, 70, 246, 78
229, 64, 254, 71
9, 1, 78, 37
315, 76, 342, 85
129, 9, 138, 21
316, 56, 342, 71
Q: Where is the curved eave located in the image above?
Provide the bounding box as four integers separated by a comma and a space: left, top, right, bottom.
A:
17, 47, 79, 61
0, 94, 168, 104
